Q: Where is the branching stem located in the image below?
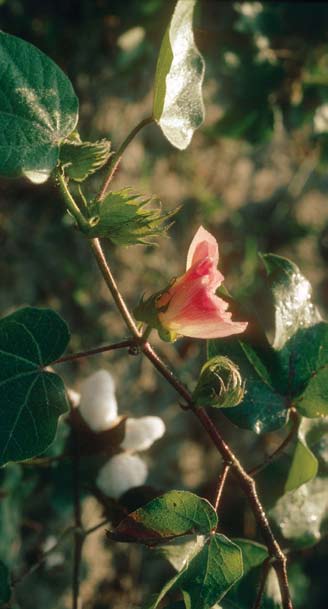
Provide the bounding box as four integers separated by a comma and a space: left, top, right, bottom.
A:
214, 463, 231, 513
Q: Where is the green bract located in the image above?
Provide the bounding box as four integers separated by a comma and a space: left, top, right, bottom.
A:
87, 189, 175, 246
59, 139, 111, 182
153, 0, 205, 150
0, 307, 70, 465
0, 32, 78, 181
192, 356, 245, 409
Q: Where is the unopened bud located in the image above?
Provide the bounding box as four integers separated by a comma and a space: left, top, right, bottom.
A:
192, 356, 245, 409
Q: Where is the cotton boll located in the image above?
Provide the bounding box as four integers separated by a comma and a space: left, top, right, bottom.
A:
96, 453, 148, 499
79, 369, 118, 432
121, 416, 166, 452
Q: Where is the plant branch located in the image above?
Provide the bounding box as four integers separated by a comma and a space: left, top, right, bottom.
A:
56, 170, 90, 232
97, 116, 154, 202
88, 238, 293, 609
249, 408, 300, 477
52, 339, 133, 366
213, 463, 230, 514
252, 557, 271, 609
90, 238, 141, 338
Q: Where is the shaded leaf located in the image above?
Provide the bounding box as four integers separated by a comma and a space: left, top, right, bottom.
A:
208, 337, 287, 433
87, 188, 175, 246
0, 560, 10, 604
0, 32, 78, 180
0, 307, 70, 465
153, 0, 205, 149
109, 490, 217, 543
157, 534, 205, 571
262, 254, 320, 350
144, 534, 243, 609
232, 539, 268, 574
280, 322, 328, 418
59, 139, 111, 182
222, 540, 268, 609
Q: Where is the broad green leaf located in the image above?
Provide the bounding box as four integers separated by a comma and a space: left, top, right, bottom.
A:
208, 338, 287, 433
281, 322, 328, 418
262, 254, 321, 350
110, 491, 217, 543
222, 540, 268, 609
270, 477, 328, 546
232, 539, 268, 574
145, 534, 243, 609
153, 0, 205, 149
59, 139, 111, 182
284, 417, 328, 492
87, 189, 175, 246
0, 560, 10, 603
0, 32, 78, 180
284, 441, 317, 493
157, 534, 205, 571
0, 307, 70, 465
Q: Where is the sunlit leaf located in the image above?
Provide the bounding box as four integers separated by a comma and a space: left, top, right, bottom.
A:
262, 254, 321, 350
153, 0, 205, 150
0, 307, 70, 465
109, 490, 217, 543
285, 417, 328, 492
0, 32, 78, 179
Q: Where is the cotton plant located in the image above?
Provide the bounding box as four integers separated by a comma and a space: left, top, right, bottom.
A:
77, 369, 165, 499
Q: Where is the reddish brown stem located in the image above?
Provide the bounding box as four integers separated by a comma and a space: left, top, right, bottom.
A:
52, 340, 133, 366
214, 463, 230, 513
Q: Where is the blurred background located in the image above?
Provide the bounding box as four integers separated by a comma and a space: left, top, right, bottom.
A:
0, 1, 328, 608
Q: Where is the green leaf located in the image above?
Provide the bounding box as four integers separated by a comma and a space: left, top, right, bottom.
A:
145, 534, 243, 609
270, 477, 328, 547
0, 307, 70, 465
262, 254, 321, 350
232, 539, 268, 575
281, 322, 328, 418
284, 440, 318, 493
0, 32, 78, 180
153, 0, 205, 149
284, 416, 328, 492
87, 188, 175, 246
0, 560, 11, 604
109, 490, 217, 543
222, 540, 268, 609
59, 139, 111, 182
208, 337, 287, 433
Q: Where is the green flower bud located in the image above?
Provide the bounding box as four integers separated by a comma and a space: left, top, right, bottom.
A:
192, 356, 245, 409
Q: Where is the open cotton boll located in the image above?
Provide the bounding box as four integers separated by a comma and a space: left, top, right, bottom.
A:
96, 453, 148, 499
121, 416, 166, 452
78, 369, 118, 432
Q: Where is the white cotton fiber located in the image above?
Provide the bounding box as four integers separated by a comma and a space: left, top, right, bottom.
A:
121, 416, 166, 452
96, 453, 148, 499
78, 369, 118, 432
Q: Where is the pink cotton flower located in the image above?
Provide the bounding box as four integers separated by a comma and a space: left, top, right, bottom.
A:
156, 226, 248, 339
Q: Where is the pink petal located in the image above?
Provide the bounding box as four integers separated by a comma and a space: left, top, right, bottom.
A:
186, 226, 219, 270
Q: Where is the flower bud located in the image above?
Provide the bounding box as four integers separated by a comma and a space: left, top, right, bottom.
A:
121, 416, 166, 452
96, 453, 148, 499
78, 369, 118, 432
192, 356, 245, 409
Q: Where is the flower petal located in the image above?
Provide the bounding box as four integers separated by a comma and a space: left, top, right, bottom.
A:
186, 225, 219, 270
